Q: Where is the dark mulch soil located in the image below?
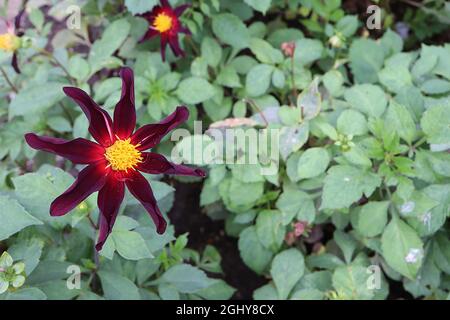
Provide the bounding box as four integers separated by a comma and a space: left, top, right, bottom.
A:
168, 181, 266, 299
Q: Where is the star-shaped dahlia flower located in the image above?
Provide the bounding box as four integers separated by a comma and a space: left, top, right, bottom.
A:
25, 67, 205, 251
139, 0, 191, 61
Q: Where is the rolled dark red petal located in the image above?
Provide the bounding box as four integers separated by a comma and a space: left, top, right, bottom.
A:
96, 173, 125, 251
140, 28, 159, 43
160, 0, 171, 8
63, 87, 114, 147
160, 35, 168, 61
113, 67, 136, 140
174, 4, 190, 17
125, 171, 167, 234
138, 152, 205, 177
178, 26, 191, 36
131, 106, 189, 151
50, 161, 109, 217
168, 35, 185, 57
11, 52, 20, 74
25, 133, 105, 164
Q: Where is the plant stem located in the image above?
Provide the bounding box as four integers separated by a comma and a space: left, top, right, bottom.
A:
290, 55, 298, 103
87, 214, 98, 230
0, 66, 18, 93
413, 136, 427, 149
244, 98, 269, 126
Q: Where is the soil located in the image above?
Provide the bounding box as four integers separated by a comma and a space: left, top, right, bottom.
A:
168, 181, 267, 299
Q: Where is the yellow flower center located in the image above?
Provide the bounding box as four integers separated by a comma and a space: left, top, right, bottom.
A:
105, 138, 143, 172
153, 13, 173, 33
0, 33, 20, 52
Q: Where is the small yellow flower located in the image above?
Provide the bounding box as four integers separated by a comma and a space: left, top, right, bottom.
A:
0, 33, 21, 52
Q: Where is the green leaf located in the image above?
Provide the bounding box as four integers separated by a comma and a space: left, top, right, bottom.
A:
352, 201, 389, 237
0, 252, 13, 268
212, 13, 250, 49
323, 70, 344, 97
297, 147, 330, 179
216, 66, 242, 88
9, 83, 66, 118
8, 239, 43, 275
253, 283, 278, 300
245, 64, 273, 97
68, 55, 90, 81
162, 264, 210, 293
420, 79, 450, 95
238, 226, 273, 274
321, 165, 382, 210
336, 15, 359, 37
249, 38, 283, 64
48, 116, 72, 133
256, 210, 285, 252
278, 106, 301, 126
112, 230, 153, 260
88, 19, 130, 74
276, 189, 315, 224
270, 249, 305, 299
385, 100, 416, 144
13, 167, 75, 223
3, 287, 47, 300
125, 0, 157, 15
244, 0, 272, 14
344, 84, 387, 117
294, 39, 323, 66
98, 271, 141, 300
201, 37, 222, 67
381, 216, 424, 279
196, 279, 236, 300
337, 109, 368, 136
297, 78, 321, 120
421, 105, 450, 144
332, 265, 374, 300
378, 66, 413, 94
349, 39, 384, 83
0, 195, 42, 240
279, 122, 309, 160
175, 77, 216, 104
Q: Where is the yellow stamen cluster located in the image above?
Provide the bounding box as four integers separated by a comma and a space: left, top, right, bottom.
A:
105, 138, 143, 172
153, 13, 173, 33
0, 33, 20, 52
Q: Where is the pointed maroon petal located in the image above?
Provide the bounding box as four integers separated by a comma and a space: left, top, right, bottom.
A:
160, 0, 171, 8
168, 36, 185, 57
11, 53, 20, 74
63, 87, 114, 146
131, 106, 189, 151
50, 161, 109, 217
25, 133, 105, 164
140, 28, 159, 43
174, 4, 190, 16
160, 35, 168, 62
138, 152, 206, 177
14, 3, 27, 30
125, 171, 167, 234
113, 67, 136, 139
179, 26, 191, 35
96, 174, 125, 251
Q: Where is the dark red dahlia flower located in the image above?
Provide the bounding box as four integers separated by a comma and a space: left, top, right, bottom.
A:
25, 67, 205, 251
139, 0, 191, 61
